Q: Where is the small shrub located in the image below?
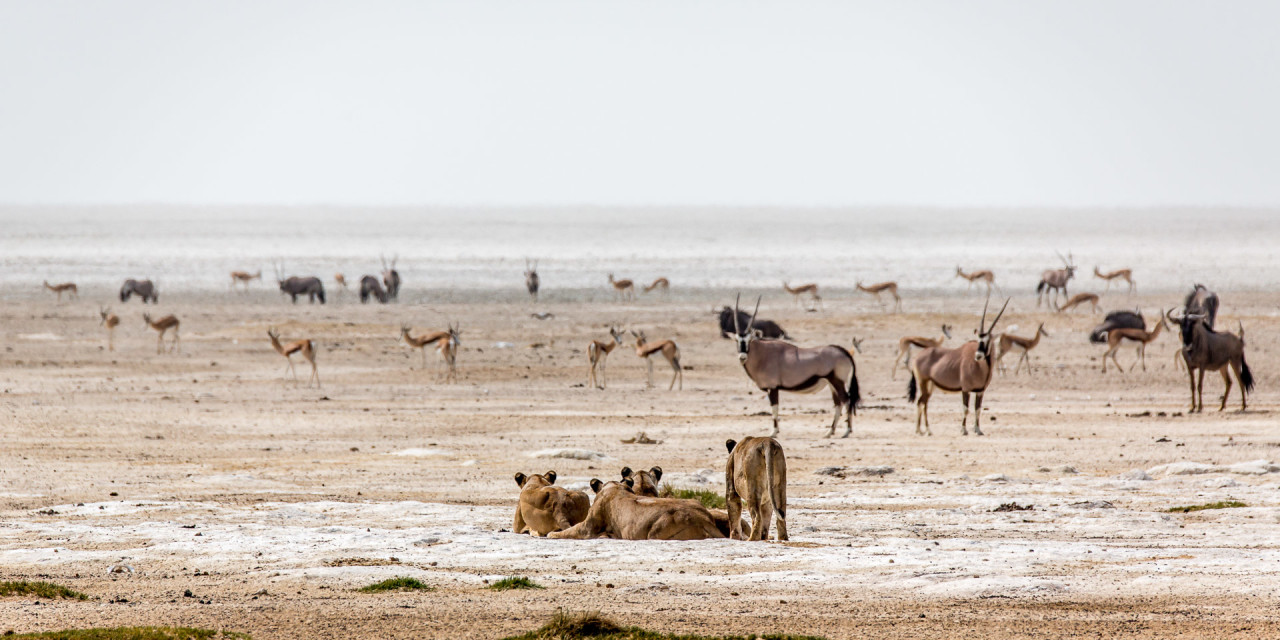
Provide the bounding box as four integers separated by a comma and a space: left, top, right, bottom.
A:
658, 485, 727, 510
488, 576, 543, 591
0, 581, 89, 600
357, 577, 434, 593
1167, 500, 1246, 513
502, 610, 827, 639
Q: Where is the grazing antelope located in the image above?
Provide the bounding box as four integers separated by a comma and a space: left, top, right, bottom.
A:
608, 273, 635, 302
907, 299, 1008, 436
229, 270, 261, 292
142, 312, 180, 354
524, 259, 540, 301
643, 277, 670, 297
892, 324, 953, 380
1036, 252, 1076, 309
359, 275, 389, 303
334, 273, 349, 291
99, 307, 120, 351
630, 330, 682, 390
1093, 266, 1135, 294
400, 324, 460, 382
1101, 311, 1167, 373
273, 263, 326, 304
782, 282, 820, 309
1169, 306, 1252, 412
856, 281, 902, 312
731, 295, 860, 438
586, 327, 625, 389
1057, 292, 1100, 314
996, 323, 1049, 375
43, 280, 78, 301
716, 307, 790, 340
381, 255, 401, 300
955, 267, 995, 294
267, 327, 319, 387
120, 278, 157, 304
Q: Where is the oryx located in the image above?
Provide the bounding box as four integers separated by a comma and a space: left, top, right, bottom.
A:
907, 298, 1008, 436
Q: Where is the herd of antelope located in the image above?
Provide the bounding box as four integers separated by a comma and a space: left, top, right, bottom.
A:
33, 252, 1256, 435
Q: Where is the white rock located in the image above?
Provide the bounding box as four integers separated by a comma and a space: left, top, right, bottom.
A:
1147, 462, 1217, 476
1117, 469, 1153, 481
981, 474, 1010, 483
1227, 459, 1279, 475
528, 448, 607, 460
389, 448, 453, 457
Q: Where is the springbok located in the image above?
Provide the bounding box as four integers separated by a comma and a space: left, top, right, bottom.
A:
334, 273, 349, 291
142, 312, 180, 354
630, 330, 682, 390
849, 336, 864, 354
1169, 308, 1252, 412
43, 281, 78, 301
608, 274, 635, 302
99, 307, 120, 351
400, 324, 460, 382
359, 275, 389, 303
381, 255, 401, 300
856, 281, 902, 312
267, 327, 319, 387
643, 277, 670, 297
273, 263, 326, 304
524, 259, 540, 301
955, 267, 996, 294
120, 279, 157, 304
995, 323, 1049, 375
892, 324, 953, 380
907, 299, 1008, 436
1036, 252, 1076, 309
229, 270, 261, 292
782, 282, 820, 309
586, 327, 625, 389
731, 295, 860, 438
1057, 292, 1100, 314
1101, 311, 1168, 373
1093, 266, 1135, 294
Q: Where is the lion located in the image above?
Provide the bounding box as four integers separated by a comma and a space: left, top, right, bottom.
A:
725, 437, 788, 541
513, 470, 590, 537
619, 466, 743, 538
547, 479, 724, 540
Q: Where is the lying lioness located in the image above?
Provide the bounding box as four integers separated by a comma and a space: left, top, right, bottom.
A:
513, 470, 590, 536
619, 466, 742, 539
548, 479, 724, 540
725, 437, 788, 541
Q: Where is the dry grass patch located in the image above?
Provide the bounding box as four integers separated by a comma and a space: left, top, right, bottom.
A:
503, 611, 826, 640
356, 577, 433, 593
1167, 500, 1246, 513
488, 576, 544, 591
0, 581, 89, 600
3, 628, 248, 640
658, 485, 726, 510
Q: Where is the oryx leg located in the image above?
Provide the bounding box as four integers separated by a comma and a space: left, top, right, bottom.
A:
973, 392, 985, 436
1218, 368, 1232, 412
825, 378, 847, 439
914, 379, 933, 436
768, 388, 780, 437
960, 391, 971, 435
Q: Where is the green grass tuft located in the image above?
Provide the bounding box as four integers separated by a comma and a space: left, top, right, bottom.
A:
488, 576, 544, 591
357, 577, 434, 593
1167, 500, 1247, 513
658, 485, 727, 510
0, 581, 89, 600
4, 628, 249, 640
502, 610, 827, 640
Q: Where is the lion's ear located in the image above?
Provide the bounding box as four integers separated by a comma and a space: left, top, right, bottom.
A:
650, 466, 663, 482
725, 439, 737, 453
514, 472, 527, 487
620, 466, 633, 479
623, 478, 634, 488
545, 470, 557, 485
589, 479, 604, 493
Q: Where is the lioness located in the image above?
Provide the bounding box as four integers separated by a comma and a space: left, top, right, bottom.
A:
619, 466, 742, 539
548, 480, 724, 540
513, 470, 590, 537
725, 437, 788, 541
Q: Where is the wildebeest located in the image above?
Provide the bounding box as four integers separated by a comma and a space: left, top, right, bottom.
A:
716, 306, 789, 340
1183, 284, 1219, 328
278, 276, 325, 304
525, 259, 540, 301
381, 255, 401, 300
119, 279, 158, 303
1089, 310, 1146, 343
359, 275, 388, 303
1169, 307, 1252, 412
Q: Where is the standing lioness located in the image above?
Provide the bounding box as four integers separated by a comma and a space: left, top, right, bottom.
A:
725, 437, 788, 541
513, 471, 590, 537
548, 480, 724, 540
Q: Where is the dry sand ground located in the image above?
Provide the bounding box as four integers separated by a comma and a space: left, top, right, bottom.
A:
2, 287, 1279, 638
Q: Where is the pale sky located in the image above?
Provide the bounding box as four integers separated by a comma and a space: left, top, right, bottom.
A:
2, 1, 1278, 207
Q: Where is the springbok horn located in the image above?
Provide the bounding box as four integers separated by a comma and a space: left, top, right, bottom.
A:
733, 293, 742, 336
747, 296, 761, 334
986, 298, 1010, 333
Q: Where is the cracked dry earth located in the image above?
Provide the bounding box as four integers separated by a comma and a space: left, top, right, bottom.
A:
2, 291, 1279, 638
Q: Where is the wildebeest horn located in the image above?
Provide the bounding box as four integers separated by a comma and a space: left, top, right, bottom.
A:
986, 298, 1010, 334
747, 296, 761, 334
733, 293, 742, 336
